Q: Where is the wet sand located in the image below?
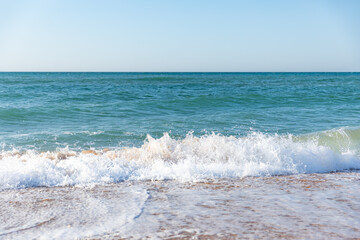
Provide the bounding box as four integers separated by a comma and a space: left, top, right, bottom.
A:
1, 172, 360, 239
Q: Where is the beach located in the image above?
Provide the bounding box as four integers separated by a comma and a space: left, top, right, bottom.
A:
2, 172, 360, 239
1, 72, 360, 239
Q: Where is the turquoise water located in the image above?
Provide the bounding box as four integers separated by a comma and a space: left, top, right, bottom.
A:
2, 72, 360, 238
1, 72, 359, 151
1, 72, 360, 190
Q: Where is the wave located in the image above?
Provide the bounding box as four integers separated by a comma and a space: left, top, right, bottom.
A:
296, 127, 360, 154
1, 128, 360, 191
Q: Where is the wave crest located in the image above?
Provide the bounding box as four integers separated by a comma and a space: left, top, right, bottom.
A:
1, 130, 360, 190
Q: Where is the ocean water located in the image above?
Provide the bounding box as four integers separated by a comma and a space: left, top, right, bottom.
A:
1, 72, 360, 239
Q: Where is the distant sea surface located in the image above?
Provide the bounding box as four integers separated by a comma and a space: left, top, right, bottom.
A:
1, 72, 360, 239
1, 72, 360, 151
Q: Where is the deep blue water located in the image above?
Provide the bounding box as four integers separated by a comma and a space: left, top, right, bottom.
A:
0, 72, 359, 151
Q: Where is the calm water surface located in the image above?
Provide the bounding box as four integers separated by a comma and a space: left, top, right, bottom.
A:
1, 72, 359, 150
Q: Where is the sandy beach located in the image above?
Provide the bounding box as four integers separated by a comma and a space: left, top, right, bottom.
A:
2, 171, 360, 239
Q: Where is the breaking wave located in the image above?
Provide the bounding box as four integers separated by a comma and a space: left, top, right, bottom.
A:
1, 128, 360, 191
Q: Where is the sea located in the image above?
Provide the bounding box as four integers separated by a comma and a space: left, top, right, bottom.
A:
1, 72, 360, 239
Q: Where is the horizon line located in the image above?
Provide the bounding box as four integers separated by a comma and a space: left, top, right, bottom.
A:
0, 71, 359, 73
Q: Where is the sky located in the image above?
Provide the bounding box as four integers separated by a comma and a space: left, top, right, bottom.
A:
0, 0, 359, 72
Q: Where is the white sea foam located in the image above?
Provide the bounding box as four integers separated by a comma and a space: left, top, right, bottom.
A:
0, 184, 150, 239
1, 131, 360, 190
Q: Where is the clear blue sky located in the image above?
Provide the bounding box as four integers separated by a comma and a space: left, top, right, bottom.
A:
0, 0, 359, 72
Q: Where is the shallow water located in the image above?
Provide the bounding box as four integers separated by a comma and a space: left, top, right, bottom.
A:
1, 172, 360, 239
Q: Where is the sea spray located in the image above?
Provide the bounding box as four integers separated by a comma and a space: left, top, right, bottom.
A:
1, 131, 360, 191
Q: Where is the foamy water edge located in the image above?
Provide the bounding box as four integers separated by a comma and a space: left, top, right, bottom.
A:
1, 130, 360, 191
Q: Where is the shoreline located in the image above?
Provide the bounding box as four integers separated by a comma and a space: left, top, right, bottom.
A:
2, 172, 360, 239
